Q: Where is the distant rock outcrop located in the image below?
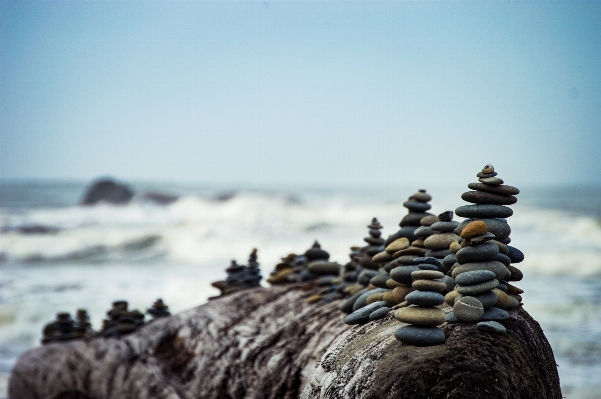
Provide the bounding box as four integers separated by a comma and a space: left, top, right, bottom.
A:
80, 179, 134, 205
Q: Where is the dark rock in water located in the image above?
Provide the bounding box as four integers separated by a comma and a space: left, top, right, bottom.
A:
369, 306, 390, 321
507, 246, 525, 263
456, 242, 499, 264
3, 224, 60, 235
138, 192, 178, 205
482, 307, 510, 322
81, 179, 134, 205
468, 182, 520, 196
477, 320, 507, 333
394, 325, 445, 346
340, 288, 367, 313
455, 218, 512, 241
496, 253, 511, 266
412, 257, 442, 267
404, 201, 432, 212
405, 291, 445, 307
461, 191, 517, 205
345, 301, 387, 325
213, 192, 236, 201
455, 205, 513, 219
455, 270, 497, 286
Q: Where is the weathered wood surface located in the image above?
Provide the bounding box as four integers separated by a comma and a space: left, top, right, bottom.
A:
9, 284, 561, 399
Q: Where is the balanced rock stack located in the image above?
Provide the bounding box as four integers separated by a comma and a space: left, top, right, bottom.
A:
211, 250, 263, 297
423, 211, 460, 260
243, 248, 263, 287
355, 219, 385, 283
454, 164, 524, 310
100, 301, 145, 338
74, 309, 94, 339
394, 270, 447, 346
266, 253, 306, 284
267, 241, 334, 285
41, 312, 79, 344
147, 298, 171, 320
385, 190, 434, 246
341, 246, 363, 283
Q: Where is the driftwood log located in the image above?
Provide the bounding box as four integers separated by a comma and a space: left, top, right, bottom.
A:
9, 284, 561, 399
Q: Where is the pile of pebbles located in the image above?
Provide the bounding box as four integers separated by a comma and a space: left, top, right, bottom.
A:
445, 164, 523, 333
211, 249, 263, 296
385, 190, 434, 246
423, 211, 460, 260
394, 270, 447, 346
147, 298, 171, 320
100, 301, 145, 338
41, 310, 93, 344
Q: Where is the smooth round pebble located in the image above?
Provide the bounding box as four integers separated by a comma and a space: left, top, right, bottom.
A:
456, 204, 513, 219
394, 306, 446, 327
456, 279, 499, 295
412, 279, 447, 293
405, 291, 445, 307
430, 221, 460, 232
456, 218, 511, 241
424, 232, 460, 250
507, 246, 525, 263
394, 325, 445, 346
445, 312, 458, 323
467, 182, 519, 196
461, 191, 517, 206
385, 238, 410, 254
420, 215, 440, 226
455, 270, 497, 286
344, 301, 387, 325
453, 296, 484, 322
411, 270, 444, 280
481, 307, 509, 322
471, 290, 499, 310
369, 306, 390, 321
496, 253, 511, 266
452, 261, 510, 281
477, 320, 506, 333
456, 242, 499, 264
412, 257, 442, 267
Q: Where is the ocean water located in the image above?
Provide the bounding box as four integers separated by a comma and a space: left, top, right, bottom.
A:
1, 180, 600, 398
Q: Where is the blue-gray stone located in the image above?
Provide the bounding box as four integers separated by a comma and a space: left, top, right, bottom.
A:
369, 306, 390, 321
425, 249, 452, 259
414, 226, 436, 238
472, 290, 499, 310
385, 226, 419, 246
456, 204, 513, 219
443, 275, 455, 293
370, 274, 390, 288
477, 320, 507, 333
394, 325, 446, 346
456, 242, 499, 264
390, 265, 420, 286
481, 307, 510, 322
340, 288, 367, 313
352, 288, 388, 312
455, 270, 497, 286
430, 221, 460, 232
442, 254, 457, 269
507, 246, 524, 263
496, 253, 511, 266
404, 200, 432, 212
457, 279, 499, 295
345, 301, 388, 325
445, 312, 458, 323
455, 218, 511, 241
405, 291, 445, 307
496, 282, 508, 292
413, 257, 442, 267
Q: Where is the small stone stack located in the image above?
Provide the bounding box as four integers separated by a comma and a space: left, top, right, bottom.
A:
393, 270, 447, 346
412, 214, 439, 254
423, 211, 460, 260
100, 301, 145, 338
356, 219, 385, 281
41, 312, 78, 344
147, 299, 171, 320
341, 246, 363, 283
385, 190, 434, 246
211, 249, 264, 296
74, 309, 94, 339
243, 248, 263, 287
267, 241, 337, 285
266, 253, 306, 284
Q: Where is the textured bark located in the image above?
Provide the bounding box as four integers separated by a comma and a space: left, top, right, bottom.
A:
301, 307, 561, 399
9, 285, 561, 399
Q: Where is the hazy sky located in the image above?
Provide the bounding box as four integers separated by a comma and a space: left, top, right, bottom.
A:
1, 1, 600, 188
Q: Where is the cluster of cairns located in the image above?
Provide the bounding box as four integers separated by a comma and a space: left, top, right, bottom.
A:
444, 164, 524, 334
211, 249, 263, 297
41, 299, 171, 344
41, 309, 94, 344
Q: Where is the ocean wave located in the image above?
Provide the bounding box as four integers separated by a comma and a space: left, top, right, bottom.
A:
1, 193, 601, 275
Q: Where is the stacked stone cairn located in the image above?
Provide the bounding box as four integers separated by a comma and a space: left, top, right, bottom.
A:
147, 298, 171, 320
41, 312, 80, 344
354, 218, 385, 286
100, 301, 145, 338
75, 309, 94, 339
423, 211, 460, 260
445, 164, 523, 333
393, 269, 447, 346
384, 190, 434, 247
211, 249, 263, 296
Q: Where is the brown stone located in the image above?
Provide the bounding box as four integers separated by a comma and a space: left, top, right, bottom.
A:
420, 215, 440, 226
393, 247, 428, 258
445, 290, 461, 306
366, 292, 385, 305
424, 232, 460, 250
382, 290, 397, 307
267, 268, 293, 284
412, 279, 447, 293
307, 295, 322, 303
392, 286, 413, 303
450, 240, 461, 253
494, 288, 510, 309
394, 306, 446, 327
411, 239, 425, 247
460, 221, 488, 239
385, 237, 410, 254
386, 279, 403, 289
372, 251, 394, 263
506, 283, 524, 295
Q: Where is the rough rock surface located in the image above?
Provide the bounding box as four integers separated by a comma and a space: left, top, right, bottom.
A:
10, 286, 561, 399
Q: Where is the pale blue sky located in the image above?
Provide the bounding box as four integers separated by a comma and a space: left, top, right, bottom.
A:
1, 1, 600, 188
